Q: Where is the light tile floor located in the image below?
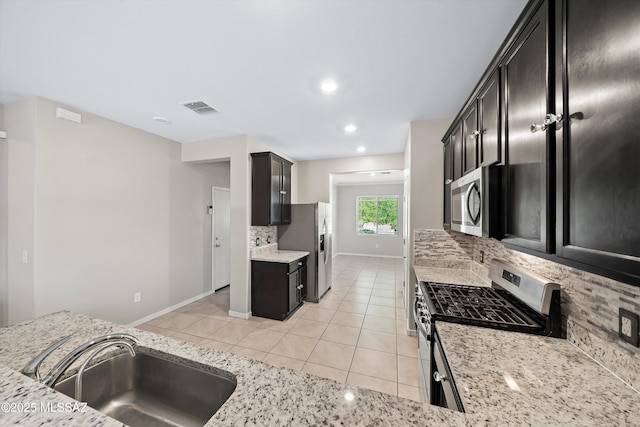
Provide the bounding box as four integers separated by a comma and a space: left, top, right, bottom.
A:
138, 254, 422, 401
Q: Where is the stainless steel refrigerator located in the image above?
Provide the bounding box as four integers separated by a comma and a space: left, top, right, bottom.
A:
277, 202, 332, 302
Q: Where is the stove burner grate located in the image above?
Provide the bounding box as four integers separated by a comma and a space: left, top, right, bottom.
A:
424, 282, 541, 329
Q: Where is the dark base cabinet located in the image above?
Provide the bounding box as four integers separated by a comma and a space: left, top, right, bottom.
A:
251, 257, 307, 321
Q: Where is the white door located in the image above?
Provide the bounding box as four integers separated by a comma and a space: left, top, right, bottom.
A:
212, 187, 231, 291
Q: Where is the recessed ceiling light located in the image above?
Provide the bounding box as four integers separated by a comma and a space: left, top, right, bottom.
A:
320, 79, 339, 94
153, 116, 171, 124
344, 124, 357, 133
357, 146, 366, 152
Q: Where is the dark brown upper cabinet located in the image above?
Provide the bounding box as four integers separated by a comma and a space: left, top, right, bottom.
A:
501, 0, 553, 254
443, 138, 453, 229
251, 152, 292, 226
554, 0, 640, 283
451, 122, 463, 181
462, 70, 502, 175
440, 0, 640, 285
462, 103, 478, 175
478, 70, 501, 167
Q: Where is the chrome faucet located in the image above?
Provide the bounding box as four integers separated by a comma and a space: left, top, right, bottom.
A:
22, 334, 73, 382
22, 333, 138, 388
74, 340, 136, 401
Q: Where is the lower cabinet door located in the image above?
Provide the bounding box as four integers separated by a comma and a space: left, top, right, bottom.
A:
288, 269, 299, 313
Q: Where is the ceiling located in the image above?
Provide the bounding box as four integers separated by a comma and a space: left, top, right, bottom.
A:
0, 0, 527, 161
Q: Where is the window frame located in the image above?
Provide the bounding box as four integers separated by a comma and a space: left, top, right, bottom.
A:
355, 195, 399, 237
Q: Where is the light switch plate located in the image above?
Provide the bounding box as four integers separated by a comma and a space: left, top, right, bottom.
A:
619, 308, 639, 347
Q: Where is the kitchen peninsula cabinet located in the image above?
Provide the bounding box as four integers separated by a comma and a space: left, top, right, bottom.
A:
501, 1, 553, 253
554, 0, 640, 283
251, 256, 307, 321
251, 152, 292, 226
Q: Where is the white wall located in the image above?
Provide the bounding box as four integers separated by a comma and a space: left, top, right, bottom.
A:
335, 183, 404, 257
0, 103, 8, 326
3, 96, 229, 325
181, 135, 295, 318
297, 153, 405, 203
408, 118, 452, 230
4, 98, 37, 325
403, 117, 451, 334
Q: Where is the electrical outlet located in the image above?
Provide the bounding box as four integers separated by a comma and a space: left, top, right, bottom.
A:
619, 308, 639, 347
134, 292, 141, 303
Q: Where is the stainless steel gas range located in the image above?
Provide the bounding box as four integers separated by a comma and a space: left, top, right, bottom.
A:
414, 260, 562, 411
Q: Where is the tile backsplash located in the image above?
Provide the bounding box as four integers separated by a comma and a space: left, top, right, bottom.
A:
249, 226, 277, 249
414, 228, 640, 390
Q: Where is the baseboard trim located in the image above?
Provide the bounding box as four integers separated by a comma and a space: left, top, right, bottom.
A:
229, 310, 251, 319
127, 289, 214, 327
334, 252, 403, 259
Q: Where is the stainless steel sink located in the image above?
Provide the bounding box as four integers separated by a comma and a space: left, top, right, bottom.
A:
54, 351, 236, 427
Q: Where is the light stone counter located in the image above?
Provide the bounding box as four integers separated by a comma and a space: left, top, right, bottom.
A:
251, 250, 309, 264
436, 321, 640, 426
0, 311, 466, 426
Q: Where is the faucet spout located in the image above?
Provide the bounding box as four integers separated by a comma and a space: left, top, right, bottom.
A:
74, 340, 136, 401
41, 333, 138, 387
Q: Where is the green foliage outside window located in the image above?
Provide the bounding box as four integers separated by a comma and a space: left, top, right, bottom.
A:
357, 196, 398, 236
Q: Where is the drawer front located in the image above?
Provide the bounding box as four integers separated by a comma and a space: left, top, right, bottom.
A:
288, 257, 307, 274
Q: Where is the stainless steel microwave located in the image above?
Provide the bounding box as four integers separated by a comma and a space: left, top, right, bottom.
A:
451, 166, 500, 238
451, 167, 484, 237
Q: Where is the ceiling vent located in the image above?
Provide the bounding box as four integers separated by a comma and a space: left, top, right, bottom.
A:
180, 100, 218, 115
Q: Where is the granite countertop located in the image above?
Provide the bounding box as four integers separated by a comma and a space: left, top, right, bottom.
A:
0, 311, 466, 426
251, 250, 310, 263
414, 265, 490, 287
436, 321, 640, 426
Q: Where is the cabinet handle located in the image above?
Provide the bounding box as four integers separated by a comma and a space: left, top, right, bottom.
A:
433, 371, 447, 383
530, 113, 563, 133
467, 130, 480, 139
297, 284, 304, 289
445, 179, 453, 185
280, 190, 287, 195
297, 262, 303, 266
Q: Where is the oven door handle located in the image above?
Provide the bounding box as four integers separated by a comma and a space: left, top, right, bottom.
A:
416, 317, 430, 339
413, 297, 419, 322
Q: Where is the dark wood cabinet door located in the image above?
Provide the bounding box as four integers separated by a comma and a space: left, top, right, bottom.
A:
281, 161, 291, 224
270, 156, 283, 224
478, 70, 501, 166
451, 123, 463, 181
251, 261, 288, 320
462, 104, 478, 175
555, 0, 640, 281
443, 139, 452, 229
252, 152, 292, 226
502, 1, 552, 253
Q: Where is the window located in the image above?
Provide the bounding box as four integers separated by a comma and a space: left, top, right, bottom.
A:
356, 196, 399, 236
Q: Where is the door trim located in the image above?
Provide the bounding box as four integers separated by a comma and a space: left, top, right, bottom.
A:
212, 186, 231, 292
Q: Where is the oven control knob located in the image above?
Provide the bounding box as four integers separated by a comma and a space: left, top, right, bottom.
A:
433, 371, 447, 383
